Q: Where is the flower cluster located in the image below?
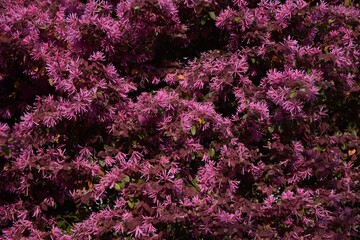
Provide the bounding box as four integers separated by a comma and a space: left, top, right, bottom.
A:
1, 0, 359, 239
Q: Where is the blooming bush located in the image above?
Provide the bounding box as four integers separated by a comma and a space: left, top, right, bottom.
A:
0, 0, 359, 239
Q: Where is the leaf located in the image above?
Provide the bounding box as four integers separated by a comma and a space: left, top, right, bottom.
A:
57, 220, 65, 228
209, 148, 216, 158
98, 169, 105, 177
191, 125, 196, 136
114, 183, 121, 191
289, 91, 297, 99
114, 181, 125, 191
324, 45, 329, 54
268, 126, 274, 133
87, 181, 93, 189
127, 198, 138, 209
278, 125, 283, 133
2, 146, 11, 157
348, 149, 356, 156
345, 0, 351, 7
127, 200, 135, 209
190, 178, 200, 192
123, 175, 130, 183
209, 12, 216, 20
99, 160, 105, 167
137, 178, 145, 185
198, 118, 206, 125
177, 74, 185, 80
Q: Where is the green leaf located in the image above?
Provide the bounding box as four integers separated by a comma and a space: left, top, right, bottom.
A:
123, 175, 130, 183
114, 181, 125, 191
209, 12, 216, 20
316, 145, 325, 152
127, 200, 135, 209
324, 45, 329, 54
99, 160, 106, 167
127, 198, 138, 209
191, 178, 197, 185
341, 143, 346, 150
137, 178, 145, 185
251, 58, 256, 64
289, 91, 297, 99
278, 125, 283, 133
209, 148, 215, 158
268, 126, 274, 133
57, 220, 65, 228
2, 146, 11, 157
191, 125, 196, 136
114, 183, 121, 191
190, 178, 200, 192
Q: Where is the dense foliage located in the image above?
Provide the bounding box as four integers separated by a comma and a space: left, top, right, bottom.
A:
0, 0, 360, 239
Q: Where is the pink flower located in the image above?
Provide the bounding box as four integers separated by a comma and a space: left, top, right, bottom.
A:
113, 222, 125, 234
88, 51, 105, 61
141, 222, 157, 236
32, 206, 41, 218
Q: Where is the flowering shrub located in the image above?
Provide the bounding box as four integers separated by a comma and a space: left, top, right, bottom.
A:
1, 0, 360, 239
